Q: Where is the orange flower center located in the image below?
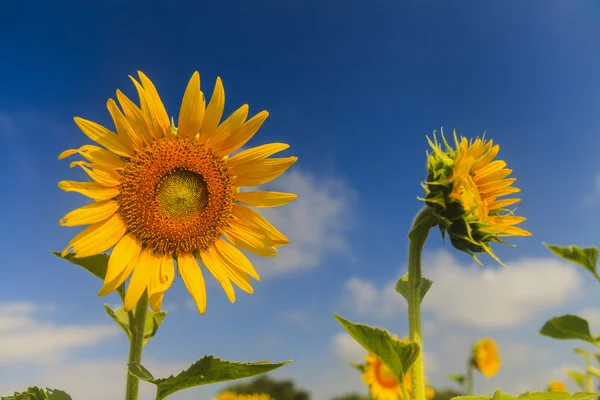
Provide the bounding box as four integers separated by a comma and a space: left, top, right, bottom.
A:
373, 359, 400, 389
118, 137, 236, 254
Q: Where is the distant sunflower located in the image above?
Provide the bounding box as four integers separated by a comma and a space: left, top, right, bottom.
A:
361, 337, 435, 400
421, 128, 531, 264
548, 381, 567, 392
472, 338, 501, 377
212, 392, 273, 400
59, 71, 297, 314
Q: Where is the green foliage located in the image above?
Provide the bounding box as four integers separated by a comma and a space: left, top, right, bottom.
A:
350, 362, 366, 373
1, 387, 72, 400
334, 314, 419, 384
223, 375, 310, 400
128, 356, 292, 399
446, 373, 466, 386
565, 369, 586, 390
104, 305, 166, 345
52, 251, 125, 299
451, 390, 600, 400
330, 393, 368, 400
433, 389, 465, 400
543, 243, 600, 283
395, 273, 433, 304
539, 315, 599, 346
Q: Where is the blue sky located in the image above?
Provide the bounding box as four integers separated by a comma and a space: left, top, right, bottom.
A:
1, 0, 600, 399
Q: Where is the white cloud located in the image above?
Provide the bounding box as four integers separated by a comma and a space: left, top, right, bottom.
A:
582, 173, 600, 206
342, 277, 404, 318
332, 332, 366, 364
0, 302, 119, 366
579, 307, 600, 333
422, 251, 582, 328
256, 169, 355, 275
283, 309, 313, 329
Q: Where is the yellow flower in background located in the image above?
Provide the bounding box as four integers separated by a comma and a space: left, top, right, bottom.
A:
212, 392, 273, 400
472, 338, 501, 377
421, 129, 531, 264
361, 337, 435, 400
59, 71, 297, 314
548, 381, 568, 392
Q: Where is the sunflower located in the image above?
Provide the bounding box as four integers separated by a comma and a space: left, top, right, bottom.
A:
212, 392, 273, 400
472, 338, 501, 377
361, 337, 435, 400
547, 381, 568, 392
59, 71, 297, 314
421, 128, 531, 264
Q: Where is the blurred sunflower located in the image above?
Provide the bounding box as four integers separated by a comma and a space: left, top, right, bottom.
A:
361, 337, 435, 400
472, 338, 501, 377
59, 71, 297, 314
547, 381, 567, 392
421, 129, 531, 264
212, 392, 273, 400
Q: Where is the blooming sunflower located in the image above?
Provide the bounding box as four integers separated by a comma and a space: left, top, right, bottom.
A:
361, 337, 435, 400
212, 392, 273, 400
548, 381, 568, 392
472, 338, 501, 377
59, 71, 297, 314
421, 128, 531, 264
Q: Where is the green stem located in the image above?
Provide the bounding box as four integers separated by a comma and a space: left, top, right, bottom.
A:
125, 291, 149, 400
585, 356, 593, 393
407, 206, 437, 400
400, 379, 410, 400
466, 361, 474, 395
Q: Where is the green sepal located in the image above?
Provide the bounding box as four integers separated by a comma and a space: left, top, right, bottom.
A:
1, 387, 72, 400
446, 373, 466, 386
543, 243, 600, 283
451, 390, 600, 400
128, 356, 292, 400
52, 251, 125, 300
565, 369, 586, 390
104, 304, 166, 345
395, 274, 433, 304
334, 314, 419, 383
351, 362, 366, 373
539, 315, 599, 346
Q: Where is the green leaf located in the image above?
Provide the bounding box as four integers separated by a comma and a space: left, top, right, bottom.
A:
395, 274, 433, 304
446, 373, 466, 386
587, 365, 600, 379
565, 369, 586, 390
539, 315, 599, 346
104, 304, 131, 340
543, 243, 600, 282
334, 314, 419, 384
595, 354, 600, 365
1, 387, 72, 400
104, 305, 166, 345
128, 356, 292, 400
451, 391, 600, 400
573, 348, 589, 357
350, 362, 366, 373
52, 251, 125, 300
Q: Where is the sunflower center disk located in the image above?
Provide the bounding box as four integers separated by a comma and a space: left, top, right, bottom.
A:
118, 138, 236, 255
156, 169, 209, 221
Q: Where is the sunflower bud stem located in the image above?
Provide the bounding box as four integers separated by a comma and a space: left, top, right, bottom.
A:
407, 206, 437, 400
125, 290, 149, 400
466, 360, 474, 395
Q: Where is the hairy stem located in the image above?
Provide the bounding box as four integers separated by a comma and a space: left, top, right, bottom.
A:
125, 291, 149, 400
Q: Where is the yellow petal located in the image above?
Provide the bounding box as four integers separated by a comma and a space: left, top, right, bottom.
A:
123, 248, 156, 312
488, 197, 520, 210
223, 223, 277, 257
148, 253, 175, 312
177, 253, 207, 314
106, 98, 144, 152
61, 213, 127, 258
73, 117, 133, 157
226, 143, 289, 169
232, 205, 289, 246
58, 180, 120, 201
199, 249, 236, 303
69, 161, 121, 187
233, 157, 297, 187
116, 89, 154, 144
177, 72, 205, 139
213, 237, 260, 281
137, 71, 171, 138
58, 145, 124, 170
235, 191, 297, 208
209, 104, 248, 147
99, 233, 143, 296
213, 110, 269, 156
60, 200, 119, 226
199, 77, 225, 143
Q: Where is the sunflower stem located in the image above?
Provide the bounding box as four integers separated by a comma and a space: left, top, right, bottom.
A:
125, 291, 149, 400
407, 206, 437, 400
466, 360, 474, 395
